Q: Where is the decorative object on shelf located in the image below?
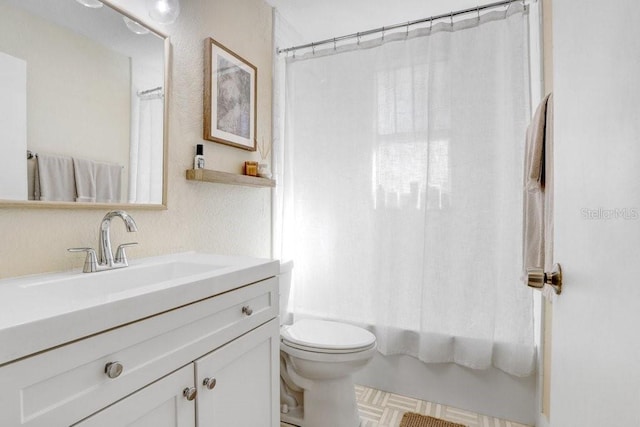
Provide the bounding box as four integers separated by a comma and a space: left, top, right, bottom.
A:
204, 38, 257, 151
257, 137, 272, 179
147, 0, 181, 24
244, 161, 258, 177
258, 163, 271, 179
194, 144, 205, 169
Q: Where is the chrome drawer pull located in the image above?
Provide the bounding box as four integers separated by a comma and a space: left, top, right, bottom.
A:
183, 387, 197, 401
242, 305, 253, 316
104, 361, 124, 379
203, 377, 217, 390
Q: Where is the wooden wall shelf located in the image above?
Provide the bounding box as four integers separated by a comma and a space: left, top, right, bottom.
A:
186, 169, 275, 188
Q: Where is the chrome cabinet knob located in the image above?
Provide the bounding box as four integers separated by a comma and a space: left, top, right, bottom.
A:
183, 387, 197, 401
104, 361, 124, 379
242, 305, 253, 316
203, 377, 217, 390
526, 263, 562, 295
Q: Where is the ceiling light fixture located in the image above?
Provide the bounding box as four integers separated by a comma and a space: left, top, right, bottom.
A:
75, 0, 104, 8
123, 16, 150, 35
147, 0, 180, 24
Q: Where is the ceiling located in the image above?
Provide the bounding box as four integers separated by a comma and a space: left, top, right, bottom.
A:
266, 0, 503, 45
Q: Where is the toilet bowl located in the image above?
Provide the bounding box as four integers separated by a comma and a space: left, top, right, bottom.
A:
279, 262, 377, 427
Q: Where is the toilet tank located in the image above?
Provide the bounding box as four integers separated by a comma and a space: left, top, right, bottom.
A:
279, 261, 294, 325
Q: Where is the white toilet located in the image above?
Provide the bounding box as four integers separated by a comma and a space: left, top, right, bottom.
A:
279, 261, 377, 427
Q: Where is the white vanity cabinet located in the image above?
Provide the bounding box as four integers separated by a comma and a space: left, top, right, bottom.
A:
74, 364, 196, 427
195, 319, 280, 426
0, 274, 279, 427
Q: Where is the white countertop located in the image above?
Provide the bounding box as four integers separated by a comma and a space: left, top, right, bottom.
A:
0, 252, 279, 366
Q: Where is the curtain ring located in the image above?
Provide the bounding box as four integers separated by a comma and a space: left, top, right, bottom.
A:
406, 21, 410, 38
450, 12, 453, 27
477, 5, 480, 22
381, 26, 385, 41
430, 17, 433, 32
357, 32, 361, 45
311, 42, 315, 55
333, 38, 337, 50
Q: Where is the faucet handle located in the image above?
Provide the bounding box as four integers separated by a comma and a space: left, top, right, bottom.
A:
115, 242, 138, 265
68, 248, 98, 273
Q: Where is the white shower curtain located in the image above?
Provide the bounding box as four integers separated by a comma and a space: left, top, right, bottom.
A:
276, 4, 535, 377
129, 92, 163, 204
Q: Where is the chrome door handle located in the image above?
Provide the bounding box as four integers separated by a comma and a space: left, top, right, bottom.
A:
527, 263, 562, 295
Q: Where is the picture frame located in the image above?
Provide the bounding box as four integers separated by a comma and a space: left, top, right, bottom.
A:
204, 38, 257, 151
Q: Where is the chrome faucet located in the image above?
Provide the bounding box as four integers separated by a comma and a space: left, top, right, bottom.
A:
98, 210, 138, 266
68, 210, 138, 273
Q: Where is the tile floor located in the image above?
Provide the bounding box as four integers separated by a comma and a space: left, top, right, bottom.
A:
281, 384, 532, 427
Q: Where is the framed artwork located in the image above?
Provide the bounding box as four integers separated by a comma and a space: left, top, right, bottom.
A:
204, 38, 257, 151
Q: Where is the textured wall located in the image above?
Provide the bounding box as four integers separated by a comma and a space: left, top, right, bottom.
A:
0, 0, 273, 279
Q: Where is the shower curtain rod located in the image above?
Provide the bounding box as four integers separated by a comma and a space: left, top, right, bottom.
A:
277, 0, 528, 55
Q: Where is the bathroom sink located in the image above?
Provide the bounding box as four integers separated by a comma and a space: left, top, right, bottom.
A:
19, 260, 227, 300
0, 252, 279, 365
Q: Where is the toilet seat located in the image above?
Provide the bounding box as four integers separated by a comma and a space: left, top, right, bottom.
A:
281, 319, 376, 354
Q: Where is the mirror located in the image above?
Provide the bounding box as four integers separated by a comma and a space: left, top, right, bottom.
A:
0, 0, 168, 207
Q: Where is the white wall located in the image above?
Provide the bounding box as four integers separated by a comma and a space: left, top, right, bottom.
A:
551, 1, 640, 425
0, 0, 273, 279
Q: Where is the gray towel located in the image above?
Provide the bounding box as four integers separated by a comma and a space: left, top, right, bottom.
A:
523, 93, 554, 289
72, 157, 97, 203
34, 153, 76, 202
95, 161, 122, 203
525, 93, 551, 191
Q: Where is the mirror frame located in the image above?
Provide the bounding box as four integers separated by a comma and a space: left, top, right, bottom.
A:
0, 0, 170, 210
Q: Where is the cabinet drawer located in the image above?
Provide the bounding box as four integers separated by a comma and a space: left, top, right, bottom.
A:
0, 277, 277, 427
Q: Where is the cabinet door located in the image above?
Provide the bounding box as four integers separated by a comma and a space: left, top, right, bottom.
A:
74, 365, 196, 427
195, 319, 280, 427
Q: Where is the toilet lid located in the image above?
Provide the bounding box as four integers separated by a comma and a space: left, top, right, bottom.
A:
281, 319, 376, 352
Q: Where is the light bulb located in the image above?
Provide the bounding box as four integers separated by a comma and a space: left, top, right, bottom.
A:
123, 17, 150, 35
147, 0, 180, 24
76, 0, 103, 8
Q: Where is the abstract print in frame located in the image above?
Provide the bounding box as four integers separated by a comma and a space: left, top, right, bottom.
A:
204, 38, 257, 151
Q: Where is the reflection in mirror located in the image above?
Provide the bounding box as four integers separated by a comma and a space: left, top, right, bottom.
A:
0, 0, 167, 206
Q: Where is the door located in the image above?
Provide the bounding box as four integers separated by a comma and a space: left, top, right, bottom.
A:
74, 365, 196, 427
195, 319, 280, 427
551, 0, 640, 425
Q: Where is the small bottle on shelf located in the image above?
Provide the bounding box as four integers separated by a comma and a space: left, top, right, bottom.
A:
194, 144, 205, 169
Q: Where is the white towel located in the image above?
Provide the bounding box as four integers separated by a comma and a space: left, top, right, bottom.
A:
95, 161, 122, 203
72, 157, 97, 203
34, 153, 76, 202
